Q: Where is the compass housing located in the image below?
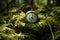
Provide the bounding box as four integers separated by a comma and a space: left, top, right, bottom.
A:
25, 11, 38, 23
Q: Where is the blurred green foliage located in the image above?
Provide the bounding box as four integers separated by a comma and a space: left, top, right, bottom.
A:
0, 0, 60, 40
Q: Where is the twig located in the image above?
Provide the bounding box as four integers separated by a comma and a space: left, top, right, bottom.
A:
45, 14, 55, 40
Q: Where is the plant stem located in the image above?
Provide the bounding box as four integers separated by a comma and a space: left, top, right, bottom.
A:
45, 14, 55, 40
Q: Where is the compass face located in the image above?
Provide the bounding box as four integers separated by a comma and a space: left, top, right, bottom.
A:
26, 11, 38, 23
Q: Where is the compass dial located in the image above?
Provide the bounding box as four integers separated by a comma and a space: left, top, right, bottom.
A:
26, 11, 38, 23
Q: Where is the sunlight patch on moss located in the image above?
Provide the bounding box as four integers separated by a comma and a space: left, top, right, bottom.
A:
9, 8, 17, 13
38, 20, 47, 27
12, 12, 25, 20
38, 14, 45, 19
14, 21, 25, 27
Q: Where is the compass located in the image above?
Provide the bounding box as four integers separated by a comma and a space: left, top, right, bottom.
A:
26, 11, 38, 23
